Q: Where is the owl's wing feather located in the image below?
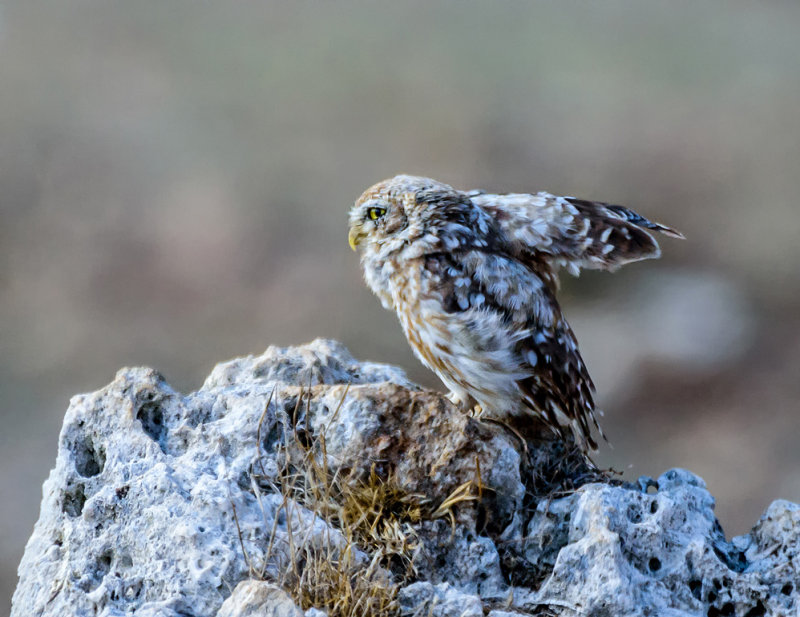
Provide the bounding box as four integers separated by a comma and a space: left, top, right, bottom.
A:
469, 191, 683, 275
516, 320, 602, 451
431, 247, 603, 451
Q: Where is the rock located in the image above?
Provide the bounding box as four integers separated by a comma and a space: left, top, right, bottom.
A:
397, 582, 483, 617
216, 581, 303, 617
10, 339, 800, 617
510, 469, 798, 616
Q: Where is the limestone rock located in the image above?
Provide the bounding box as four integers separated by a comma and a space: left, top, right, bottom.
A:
216, 581, 303, 617
10, 339, 800, 617
397, 582, 483, 617
507, 469, 799, 616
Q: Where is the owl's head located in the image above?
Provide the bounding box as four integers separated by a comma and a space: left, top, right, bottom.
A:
348, 175, 459, 255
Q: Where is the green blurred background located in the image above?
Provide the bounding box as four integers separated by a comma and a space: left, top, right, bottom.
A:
2, 1, 800, 610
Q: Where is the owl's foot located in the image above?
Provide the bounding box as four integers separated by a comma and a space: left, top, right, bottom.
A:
445, 391, 461, 405
445, 392, 482, 417
469, 404, 484, 419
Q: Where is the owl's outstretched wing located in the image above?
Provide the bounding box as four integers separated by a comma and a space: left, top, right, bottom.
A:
468, 191, 683, 276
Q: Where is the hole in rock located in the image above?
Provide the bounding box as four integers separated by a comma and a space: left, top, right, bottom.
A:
260, 418, 282, 453
714, 544, 749, 572
236, 471, 251, 490
650, 500, 659, 514
646, 484, 658, 494
72, 437, 106, 478
781, 583, 793, 595
627, 503, 643, 524
720, 602, 734, 616
88, 549, 114, 591
62, 483, 87, 517
708, 602, 735, 617
648, 557, 661, 572
97, 550, 113, 574
736, 551, 747, 570
295, 427, 313, 449
688, 579, 702, 600
744, 601, 766, 617
136, 403, 167, 452
125, 579, 144, 601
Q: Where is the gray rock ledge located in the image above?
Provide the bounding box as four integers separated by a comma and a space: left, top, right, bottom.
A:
11, 339, 799, 617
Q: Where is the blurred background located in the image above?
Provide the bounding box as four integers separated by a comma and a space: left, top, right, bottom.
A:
2, 1, 800, 609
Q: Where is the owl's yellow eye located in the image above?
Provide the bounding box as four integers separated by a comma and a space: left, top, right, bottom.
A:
367, 206, 386, 221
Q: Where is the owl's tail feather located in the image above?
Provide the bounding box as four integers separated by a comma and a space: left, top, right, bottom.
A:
518, 379, 606, 455
519, 394, 603, 455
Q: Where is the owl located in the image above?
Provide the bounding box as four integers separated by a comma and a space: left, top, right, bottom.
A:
348, 175, 682, 451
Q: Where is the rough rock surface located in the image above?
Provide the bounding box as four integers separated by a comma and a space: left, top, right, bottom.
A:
216, 581, 303, 617
11, 339, 800, 617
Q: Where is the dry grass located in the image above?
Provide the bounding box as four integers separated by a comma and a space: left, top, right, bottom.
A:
284, 544, 398, 617
240, 386, 436, 617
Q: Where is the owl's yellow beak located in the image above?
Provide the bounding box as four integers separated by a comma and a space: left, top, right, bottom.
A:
348, 227, 364, 251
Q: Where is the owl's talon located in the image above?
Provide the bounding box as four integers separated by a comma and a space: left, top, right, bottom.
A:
445, 391, 461, 405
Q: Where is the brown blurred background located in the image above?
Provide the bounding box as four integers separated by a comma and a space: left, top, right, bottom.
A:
2, 1, 800, 610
